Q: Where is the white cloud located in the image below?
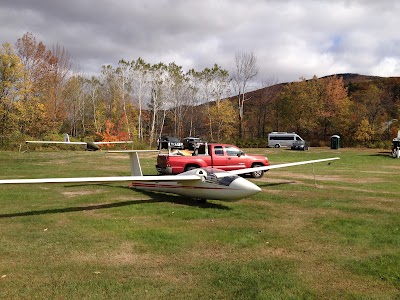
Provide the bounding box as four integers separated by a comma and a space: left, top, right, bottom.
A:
370, 57, 400, 77
1, 0, 399, 84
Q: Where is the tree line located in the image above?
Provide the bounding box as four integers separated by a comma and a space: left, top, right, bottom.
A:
1, 33, 238, 149
1, 32, 399, 149
243, 74, 400, 147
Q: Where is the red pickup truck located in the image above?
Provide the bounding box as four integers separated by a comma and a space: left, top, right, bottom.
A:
156, 143, 269, 178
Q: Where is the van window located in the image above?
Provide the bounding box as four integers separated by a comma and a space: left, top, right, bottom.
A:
270, 135, 294, 140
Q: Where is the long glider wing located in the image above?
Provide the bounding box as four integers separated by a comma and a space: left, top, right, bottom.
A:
225, 157, 340, 177
26, 141, 134, 145
94, 141, 134, 145
26, 141, 87, 145
0, 174, 201, 185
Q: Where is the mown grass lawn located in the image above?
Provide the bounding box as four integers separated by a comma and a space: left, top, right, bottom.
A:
0, 148, 399, 299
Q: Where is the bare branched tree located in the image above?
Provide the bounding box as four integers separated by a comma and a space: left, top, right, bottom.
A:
257, 76, 279, 138
232, 51, 259, 139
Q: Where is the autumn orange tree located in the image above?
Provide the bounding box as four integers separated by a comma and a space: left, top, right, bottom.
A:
317, 75, 352, 139
97, 118, 129, 144
98, 64, 128, 138
15, 32, 72, 136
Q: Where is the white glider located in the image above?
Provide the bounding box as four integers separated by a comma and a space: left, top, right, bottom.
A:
0, 150, 339, 201
26, 133, 133, 151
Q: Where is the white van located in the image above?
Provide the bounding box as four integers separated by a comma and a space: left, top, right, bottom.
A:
267, 132, 304, 148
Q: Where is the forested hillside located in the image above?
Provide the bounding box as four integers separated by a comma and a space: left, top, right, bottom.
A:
240, 74, 400, 147
1, 33, 399, 149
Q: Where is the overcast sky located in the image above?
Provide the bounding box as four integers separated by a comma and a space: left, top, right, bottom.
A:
1, 0, 400, 86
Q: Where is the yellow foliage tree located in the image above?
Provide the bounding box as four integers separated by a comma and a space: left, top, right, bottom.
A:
209, 100, 236, 142
275, 76, 321, 133
0, 43, 33, 145
354, 119, 375, 143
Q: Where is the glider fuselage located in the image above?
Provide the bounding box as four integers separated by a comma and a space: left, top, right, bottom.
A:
130, 168, 261, 201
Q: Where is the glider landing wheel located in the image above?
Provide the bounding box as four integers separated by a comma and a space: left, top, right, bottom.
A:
195, 198, 207, 204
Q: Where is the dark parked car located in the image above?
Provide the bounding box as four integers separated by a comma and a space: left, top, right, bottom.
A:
291, 140, 309, 150
392, 138, 400, 158
159, 136, 184, 150
183, 137, 203, 150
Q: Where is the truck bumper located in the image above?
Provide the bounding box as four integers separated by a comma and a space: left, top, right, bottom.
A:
156, 165, 173, 175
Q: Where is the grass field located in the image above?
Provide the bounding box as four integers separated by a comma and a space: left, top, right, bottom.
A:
0, 148, 399, 299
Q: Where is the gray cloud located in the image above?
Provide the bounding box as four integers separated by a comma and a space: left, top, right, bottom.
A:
1, 0, 400, 84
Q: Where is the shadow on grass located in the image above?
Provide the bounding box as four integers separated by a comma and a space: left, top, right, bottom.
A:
256, 181, 296, 188
0, 186, 230, 218
139, 190, 231, 210
368, 151, 392, 157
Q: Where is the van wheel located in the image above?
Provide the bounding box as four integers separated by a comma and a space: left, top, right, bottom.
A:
274, 144, 280, 148
250, 164, 264, 178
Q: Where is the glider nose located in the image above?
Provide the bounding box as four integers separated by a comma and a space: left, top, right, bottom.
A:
229, 177, 262, 200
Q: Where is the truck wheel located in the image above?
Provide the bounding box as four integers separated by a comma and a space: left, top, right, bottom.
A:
184, 165, 199, 172
274, 144, 280, 148
250, 164, 264, 178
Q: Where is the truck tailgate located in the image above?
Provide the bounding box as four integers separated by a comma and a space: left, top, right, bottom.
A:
156, 154, 173, 174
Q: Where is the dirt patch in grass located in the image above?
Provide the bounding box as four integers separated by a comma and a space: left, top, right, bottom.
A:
360, 170, 399, 174
70, 241, 171, 269
334, 185, 400, 195
354, 195, 398, 204
109, 242, 167, 266
387, 165, 400, 170
61, 189, 105, 198
271, 171, 385, 184
69, 241, 203, 287
352, 195, 399, 213
298, 257, 397, 297
106, 154, 130, 160
107, 152, 159, 160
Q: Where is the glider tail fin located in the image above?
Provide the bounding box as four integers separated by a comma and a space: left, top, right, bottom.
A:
107, 150, 159, 176
129, 152, 143, 176
64, 133, 70, 143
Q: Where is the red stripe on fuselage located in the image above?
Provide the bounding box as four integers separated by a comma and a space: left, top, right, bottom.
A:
130, 182, 239, 190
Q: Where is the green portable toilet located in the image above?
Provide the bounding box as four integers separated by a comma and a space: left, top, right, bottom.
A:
331, 135, 340, 149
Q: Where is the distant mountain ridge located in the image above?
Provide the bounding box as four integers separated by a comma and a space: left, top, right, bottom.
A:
237, 73, 400, 105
